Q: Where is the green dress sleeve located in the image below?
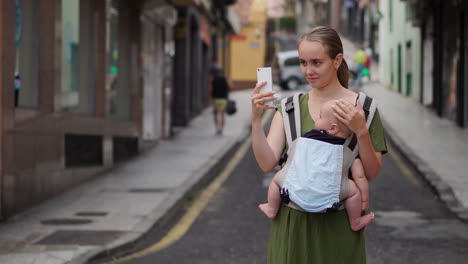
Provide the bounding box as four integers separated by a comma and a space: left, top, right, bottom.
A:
368, 109, 388, 154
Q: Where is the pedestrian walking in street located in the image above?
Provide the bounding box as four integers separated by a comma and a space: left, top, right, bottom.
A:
251, 26, 387, 263
353, 46, 367, 88
14, 72, 20, 107
364, 43, 372, 80
211, 65, 231, 135
259, 100, 374, 231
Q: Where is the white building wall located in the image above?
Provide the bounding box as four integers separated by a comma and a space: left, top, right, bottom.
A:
296, 0, 316, 35
379, 0, 421, 101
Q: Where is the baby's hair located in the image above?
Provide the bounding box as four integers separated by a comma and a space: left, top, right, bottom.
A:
321, 101, 352, 138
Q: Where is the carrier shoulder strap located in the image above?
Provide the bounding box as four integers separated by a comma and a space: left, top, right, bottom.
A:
281, 92, 304, 146
345, 92, 378, 157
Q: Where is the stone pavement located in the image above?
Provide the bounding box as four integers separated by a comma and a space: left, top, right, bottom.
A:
362, 81, 468, 222
0, 89, 254, 264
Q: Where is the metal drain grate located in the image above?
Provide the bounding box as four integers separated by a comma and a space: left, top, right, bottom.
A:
100, 187, 169, 193
75, 211, 108, 217
128, 188, 169, 193
35, 230, 125, 246
41, 218, 93, 225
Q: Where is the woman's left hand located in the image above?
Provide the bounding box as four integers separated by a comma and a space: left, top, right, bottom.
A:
332, 99, 367, 137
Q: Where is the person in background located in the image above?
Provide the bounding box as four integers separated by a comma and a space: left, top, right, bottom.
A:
14, 72, 20, 107
209, 59, 222, 76
364, 43, 372, 80
211, 65, 231, 135
353, 46, 367, 87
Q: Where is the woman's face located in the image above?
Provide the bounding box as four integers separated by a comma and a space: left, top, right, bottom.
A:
298, 40, 341, 89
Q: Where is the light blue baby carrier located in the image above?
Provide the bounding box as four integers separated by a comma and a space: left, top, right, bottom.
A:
275, 92, 377, 212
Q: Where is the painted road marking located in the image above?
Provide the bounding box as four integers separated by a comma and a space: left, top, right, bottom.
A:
387, 143, 422, 187
106, 110, 274, 264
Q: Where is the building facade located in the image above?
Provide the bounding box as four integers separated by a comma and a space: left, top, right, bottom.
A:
170, 0, 239, 125
230, 0, 268, 89
379, 0, 421, 100
297, 0, 468, 128
379, 0, 468, 127
427, 0, 468, 126
0, 0, 238, 220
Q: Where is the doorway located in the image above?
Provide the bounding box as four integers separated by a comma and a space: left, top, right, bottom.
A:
397, 43, 402, 93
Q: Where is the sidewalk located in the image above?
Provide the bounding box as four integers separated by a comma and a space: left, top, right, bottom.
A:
362, 81, 468, 221
0, 90, 254, 264
342, 37, 468, 222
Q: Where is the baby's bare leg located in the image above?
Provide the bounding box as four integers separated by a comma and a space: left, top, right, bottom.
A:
259, 174, 281, 219
345, 180, 375, 231
351, 159, 369, 211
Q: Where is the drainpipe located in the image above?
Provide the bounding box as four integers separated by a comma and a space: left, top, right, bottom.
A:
433, 0, 443, 116
456, 3, 466, 127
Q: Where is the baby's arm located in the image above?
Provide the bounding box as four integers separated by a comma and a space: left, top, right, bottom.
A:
351, 159, 369, 211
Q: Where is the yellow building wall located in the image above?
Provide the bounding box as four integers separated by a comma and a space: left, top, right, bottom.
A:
230, 0, 267, 82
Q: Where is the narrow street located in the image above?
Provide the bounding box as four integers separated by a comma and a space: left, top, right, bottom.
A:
97, 113, 468, 264
2, 1, 468, 264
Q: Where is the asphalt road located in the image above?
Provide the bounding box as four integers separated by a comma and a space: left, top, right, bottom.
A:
366, 143, 468, 263
96, 105, 468, 264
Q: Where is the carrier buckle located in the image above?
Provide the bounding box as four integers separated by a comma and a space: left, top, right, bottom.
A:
280, 188, 290, 205
285, 101, 294, 113
278, 153, 288, 167
326, 201, 343, 212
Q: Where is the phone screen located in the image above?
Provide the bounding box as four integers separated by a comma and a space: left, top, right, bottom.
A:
257, 67, 273, 105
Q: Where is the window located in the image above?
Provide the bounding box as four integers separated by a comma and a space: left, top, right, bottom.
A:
113, 136, 138, 163
284, 57, 300, 66
390, 48, 394, 85
14, 0, 39, 108
405, 4, 412, 22
388, 0, 393, 33
406, 41, 412, 96
60, 0, 80, 111
107, 2, 119, 117
397, 43, 402, 93
65, 134, 103, 167
107, 0, 131, 119
60, 0, 96, 113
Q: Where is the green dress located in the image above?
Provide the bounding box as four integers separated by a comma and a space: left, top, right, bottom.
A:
269, 93, 387, 264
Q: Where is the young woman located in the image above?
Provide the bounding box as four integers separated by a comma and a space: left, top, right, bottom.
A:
251, 26, 387, 263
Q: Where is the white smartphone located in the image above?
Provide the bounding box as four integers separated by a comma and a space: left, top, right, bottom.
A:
257, 67, 273, 105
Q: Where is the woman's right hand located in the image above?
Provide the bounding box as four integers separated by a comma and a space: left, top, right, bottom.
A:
251, 81, 277, 120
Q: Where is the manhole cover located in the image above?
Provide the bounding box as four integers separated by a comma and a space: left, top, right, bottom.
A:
35, 230, 125, 246
41, 218, 93, 225
75, 211, 108, 217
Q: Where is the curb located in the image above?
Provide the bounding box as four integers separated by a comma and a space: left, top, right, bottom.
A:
381, 118, 468, 224
72, 125, 252, 264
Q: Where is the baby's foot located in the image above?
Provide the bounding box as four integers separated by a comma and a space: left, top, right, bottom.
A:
351, 212, 375, 231
258, 203, 277, 219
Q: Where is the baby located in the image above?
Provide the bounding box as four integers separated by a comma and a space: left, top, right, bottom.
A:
259, 100, 374, 231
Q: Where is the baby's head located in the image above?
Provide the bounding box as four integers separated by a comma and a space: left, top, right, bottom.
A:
315, 100, 351, 138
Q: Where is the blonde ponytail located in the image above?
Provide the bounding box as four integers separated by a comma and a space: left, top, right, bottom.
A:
338, 58, 350, 88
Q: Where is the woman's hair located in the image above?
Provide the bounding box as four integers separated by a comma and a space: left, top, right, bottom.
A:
298, 26, 349, 88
